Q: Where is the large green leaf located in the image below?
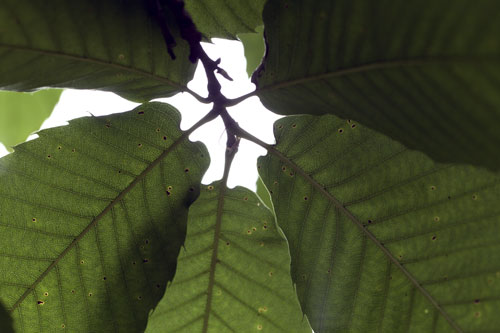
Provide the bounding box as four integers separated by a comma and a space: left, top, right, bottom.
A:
0, 89, 61, 151
0, 0, 195, 102
0, 102, 209, 332
254, 0, 500, 169
258, 115, 500, 332
185, 0, 266, 39
146, 184, 311, 332
239, 26, 265, 77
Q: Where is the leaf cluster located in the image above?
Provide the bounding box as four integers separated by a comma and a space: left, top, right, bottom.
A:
0, 1, 499, 332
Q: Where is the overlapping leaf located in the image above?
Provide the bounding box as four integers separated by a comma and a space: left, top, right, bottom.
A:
185, 0, 265, 40
0, 0, 195, 102
146, 184, 311, 332
254, 0, 500, 169
239, 26, 265, 77
0, 102, 209, 332
258, 115, 500, 332
0, 89, 61, 151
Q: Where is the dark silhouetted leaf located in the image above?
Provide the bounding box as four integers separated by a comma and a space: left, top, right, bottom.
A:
0, 0, 195, 102
146, 184, 311, 332
0, 102, 209, 332
259, 114, 500, 332
254, 0, 500, 169
0, 301, 14, 333
0, 89, 62, 151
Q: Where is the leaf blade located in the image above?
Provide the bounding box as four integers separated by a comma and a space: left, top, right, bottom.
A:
0, 0, 195, 102
0, 89, 61, 151
258, 114, 500, 332
146, 184, 311, 332
0, 102, 209, 332
185, 0, 266, 40
254, 0, 500, 169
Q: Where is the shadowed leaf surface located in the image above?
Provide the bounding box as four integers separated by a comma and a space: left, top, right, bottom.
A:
0, 89, 61, 151
0, 301, 14, 333
259, 115, 500, 332
254, 0, 500, 169
185, 0, 266, 40
0, 0, 195, 102
146, 184, 311, 332
0, 102, 209, 332
239, 26, 265, 77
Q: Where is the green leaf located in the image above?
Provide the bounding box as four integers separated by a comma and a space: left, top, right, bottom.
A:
256, 175, 273, 210
146, 184, 311, 332
0, 0, 195, 102
239, 26, 265, 77
258, 115, 500, 332
0, 102, 209, 332
185, 0, 266, 39
254, 0, 500, 169
0, 89, 62, 151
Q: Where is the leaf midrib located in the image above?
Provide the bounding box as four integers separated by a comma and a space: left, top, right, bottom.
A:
256, 56, 500, 93
265, 145, 463, 333
0, 43, 186, 91
9, 123, 192, 312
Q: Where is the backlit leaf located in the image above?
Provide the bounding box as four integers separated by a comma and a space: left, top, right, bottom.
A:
239, 26, 265, 77
0, 0, 195, 102
259, 114, 500, 332
146, 184, 311, 332
0, 89, 62, 151
0, 102, 209, 332
185, 0, 266, 40
254, 0, 500, 169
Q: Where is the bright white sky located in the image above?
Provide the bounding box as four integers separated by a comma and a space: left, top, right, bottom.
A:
0, 39, 280, 191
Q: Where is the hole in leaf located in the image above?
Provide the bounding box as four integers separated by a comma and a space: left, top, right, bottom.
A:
338, 128, 344, 133
432, 236, 437, 241
37, 300, 44, 305
137, 111, 144, 115
138, 143, 143, 148
143, 259, 149, 263
163, 136, 167, 140
184, 168, 189, 173
43, 292, 48, 296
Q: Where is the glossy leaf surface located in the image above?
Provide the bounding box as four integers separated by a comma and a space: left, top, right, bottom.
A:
0, 102, 209, 332
0, 0, 195, 102
0, 89, 62, 151
146, 184, 311, 332
254, 0, 500, 169
185, 0, 266, 40
258, 115, 500, 332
